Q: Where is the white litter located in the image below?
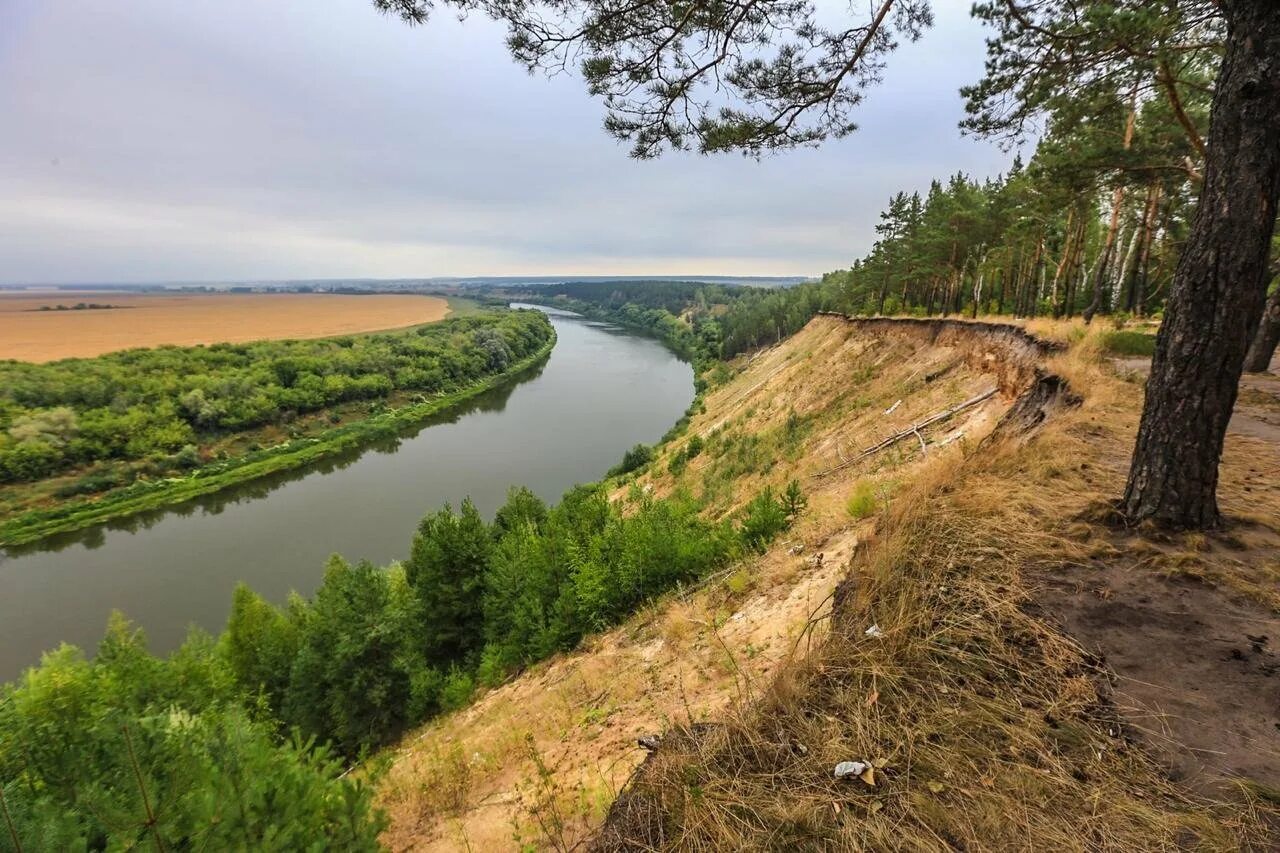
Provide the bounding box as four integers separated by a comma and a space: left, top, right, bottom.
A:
833, 761, 868, 779
884, 399, 902, 416
864, 624, 884, 638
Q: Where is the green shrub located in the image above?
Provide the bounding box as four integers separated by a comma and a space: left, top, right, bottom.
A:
782, 479, 807, 518
740, 486, 789, 552
440, 667, 475, 711
1100, 330, 1157, 356
846, 481, 879, 519
0, 623, 386, 849
608, 443, 653, 477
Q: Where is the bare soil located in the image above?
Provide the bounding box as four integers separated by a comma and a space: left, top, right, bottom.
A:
1033, 349, 1280, 799
1031, 531, 1280, 796
0, 291, 449, 361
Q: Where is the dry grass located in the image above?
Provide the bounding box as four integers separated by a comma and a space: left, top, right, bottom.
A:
0, 291, 449, 361
380, 316, 1280, 851
377, 315, 1013, 850
376, 525, 857, 851
595, 333, 1279, 850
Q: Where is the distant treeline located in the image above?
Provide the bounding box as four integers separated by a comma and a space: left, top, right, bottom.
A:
0, 471, 800, 846
0, 310, 552, 485
31, 302, 128, 311
504, 279, 822, 362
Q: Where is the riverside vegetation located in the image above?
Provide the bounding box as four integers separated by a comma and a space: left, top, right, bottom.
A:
0, 309, 554, 544
0, 300, 802, 847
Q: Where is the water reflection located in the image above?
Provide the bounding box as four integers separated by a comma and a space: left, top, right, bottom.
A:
0, 309, 692, 681
2, 360, 546, 559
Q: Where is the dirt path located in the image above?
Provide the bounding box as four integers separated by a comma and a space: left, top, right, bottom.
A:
1114, 352, 1280, 442
1032, 532, 1280, 796
1033, 352, 1280, 797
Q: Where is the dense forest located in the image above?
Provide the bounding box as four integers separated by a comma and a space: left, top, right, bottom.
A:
0, 470, 799, 846
0, 310, 552, 486
515, 280, 737, 368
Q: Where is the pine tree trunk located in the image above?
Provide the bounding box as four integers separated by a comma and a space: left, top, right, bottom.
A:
1085, 96, 1138, 323
1081, 207, 1117, 321
1135, 185, 1163, 317
1061, 216, 1086, 317
1049, 207, 1075, 317
1126, 183, 1160, 312
1112, 226, 1137, 309
1121, 0, 1280, 529
1244, 280, 1280, 372
877, 265, 891, 314
1027, 237, 1045, 318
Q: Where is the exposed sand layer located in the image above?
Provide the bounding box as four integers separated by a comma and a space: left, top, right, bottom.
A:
0, 291, 449, 362
380, 316, 1280, 850
379, 314, 1015, 850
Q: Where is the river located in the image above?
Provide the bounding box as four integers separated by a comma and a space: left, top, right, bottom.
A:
0, 306, 694, 682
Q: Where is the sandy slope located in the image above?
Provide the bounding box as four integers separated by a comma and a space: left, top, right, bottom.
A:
378, 315, 1013, 849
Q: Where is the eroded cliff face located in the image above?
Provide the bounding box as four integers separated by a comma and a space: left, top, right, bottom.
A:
817, 313, 1065, 395
378, 315, 1100, 852
591, 319, 1280, 852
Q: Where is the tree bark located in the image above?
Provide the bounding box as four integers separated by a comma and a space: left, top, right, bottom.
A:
1049, 206, 1075, 317
877, 255, 892, 314
1061, 215, 1087, 317
1244, 275, 1280, 372
1126, 183, 1160, 313
1121, 1, 1280, 529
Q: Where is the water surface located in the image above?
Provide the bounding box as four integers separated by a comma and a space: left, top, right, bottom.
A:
0, 306, 693, 681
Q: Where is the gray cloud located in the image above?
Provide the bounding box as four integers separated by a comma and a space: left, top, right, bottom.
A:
0, 0, 1014, 282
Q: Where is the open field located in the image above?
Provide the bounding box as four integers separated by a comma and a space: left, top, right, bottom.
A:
0, 291, 450, 362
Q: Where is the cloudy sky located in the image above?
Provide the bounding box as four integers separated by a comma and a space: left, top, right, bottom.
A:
0, 0, 1016, 283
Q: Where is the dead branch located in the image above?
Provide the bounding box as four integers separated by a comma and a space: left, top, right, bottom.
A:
813, 388, 998, 478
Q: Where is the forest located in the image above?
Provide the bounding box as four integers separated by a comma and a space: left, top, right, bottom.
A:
0, 310, 552, 486
0, 470, 799, 846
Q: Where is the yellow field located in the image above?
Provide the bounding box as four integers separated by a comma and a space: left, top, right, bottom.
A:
0, 291, 450, 362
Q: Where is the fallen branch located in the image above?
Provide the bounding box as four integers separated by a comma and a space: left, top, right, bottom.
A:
814, 388, 998, 478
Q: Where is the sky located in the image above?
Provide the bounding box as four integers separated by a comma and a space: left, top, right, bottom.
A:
0, 0, 1016, 284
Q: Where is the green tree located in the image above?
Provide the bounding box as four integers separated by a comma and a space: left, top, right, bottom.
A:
285, 557, 416, 757
224, 583, 301, 715
404, 498, 492, 664
965, 0, 1280, 528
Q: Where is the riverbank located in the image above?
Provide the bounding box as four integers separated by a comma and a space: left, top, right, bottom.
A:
0, 332, 556, 547
378, 315, 1280, 850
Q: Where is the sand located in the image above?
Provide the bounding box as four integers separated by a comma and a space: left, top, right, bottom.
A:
0, 291, 450, 362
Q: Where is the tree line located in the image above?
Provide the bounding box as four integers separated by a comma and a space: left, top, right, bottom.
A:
477, 0, 1280, 529
0, 469, 800, 846
0, 310, 552, 486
